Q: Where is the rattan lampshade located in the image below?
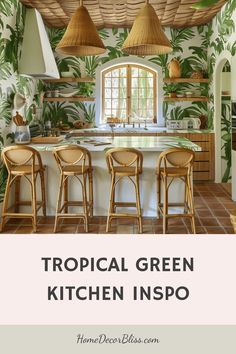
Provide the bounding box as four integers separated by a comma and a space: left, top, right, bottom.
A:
122, 1, 172, 56
56, 0, 106, 56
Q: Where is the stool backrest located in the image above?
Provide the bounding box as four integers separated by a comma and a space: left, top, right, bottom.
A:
1, 145, 42, 173
157, 148, 195, 171
53, 145, 91, 171
106, 147, 143, 173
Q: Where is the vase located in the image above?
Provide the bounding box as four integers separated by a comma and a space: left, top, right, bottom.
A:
168, 58, 181, 78
15, 125, 31, 144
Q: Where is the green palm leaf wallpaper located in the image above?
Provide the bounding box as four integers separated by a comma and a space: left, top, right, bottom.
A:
49, 25, 210, 129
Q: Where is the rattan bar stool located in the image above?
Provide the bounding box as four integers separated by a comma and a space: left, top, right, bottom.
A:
0, 145, 46, 232
156, 147, 196, 234
230, 209, 236, 233
53, 145, 93, 233
106, 147, 143, 233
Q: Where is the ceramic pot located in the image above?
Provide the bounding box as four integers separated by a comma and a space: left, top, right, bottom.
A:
168, 58, 181, 78
199, 115, 207, 129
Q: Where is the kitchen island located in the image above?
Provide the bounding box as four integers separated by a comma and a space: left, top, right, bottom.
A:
27, 136, 201, 217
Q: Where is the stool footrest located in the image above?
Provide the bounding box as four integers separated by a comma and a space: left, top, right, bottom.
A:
2, 213, 35, 218
15, 201, 42, 206
114, 202, 136, 207
56, 214, 86, 218
158, 202, 186, 207
62, 201, 84, 207
109, 213, 139, 218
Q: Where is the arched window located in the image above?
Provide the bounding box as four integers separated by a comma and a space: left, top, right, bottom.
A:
102, 64, 157, 124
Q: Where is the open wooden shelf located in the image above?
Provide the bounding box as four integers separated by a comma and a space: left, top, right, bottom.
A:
163, 78, 209, 83
43, 77, 95, 83
44, 97, 95, 102
164, 97, 209, 102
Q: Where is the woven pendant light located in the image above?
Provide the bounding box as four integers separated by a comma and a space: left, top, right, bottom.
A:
56, 0, 106, 56
122, 0, 172, 56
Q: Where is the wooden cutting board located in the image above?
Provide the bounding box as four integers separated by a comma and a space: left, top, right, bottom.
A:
31, 136, 64, 144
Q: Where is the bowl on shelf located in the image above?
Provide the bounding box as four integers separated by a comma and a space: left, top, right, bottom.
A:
185, 91, 193, 98
59, 88, 79, 97
61, 71, 74, 78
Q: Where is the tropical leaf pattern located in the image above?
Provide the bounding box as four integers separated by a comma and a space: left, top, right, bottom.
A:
1, 0, 236, 199
208, 0, 236, 181
0, 0, 38, 201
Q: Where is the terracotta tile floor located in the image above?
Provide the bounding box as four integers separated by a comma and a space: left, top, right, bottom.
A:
1, 183, 235, 235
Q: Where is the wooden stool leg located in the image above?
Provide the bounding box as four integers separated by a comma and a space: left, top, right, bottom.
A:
187, 175, 196, 234
54, 174, 64, 233
157, 173, 161, 218
64, 177, 68, 213
82, 174, 89, 233
88, 170, 93, 217
14, 176, 21, 213
135, 175, 142, 234
31, 174, 37, 233
163, 176, 168, 234
40, 171, 46, 217
111, 176, 116, 213
184, 176, 188, 214
106, 174, 115, 233
0, 174, 12, 232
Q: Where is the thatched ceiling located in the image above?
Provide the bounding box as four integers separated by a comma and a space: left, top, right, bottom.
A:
19, 0, 227, 29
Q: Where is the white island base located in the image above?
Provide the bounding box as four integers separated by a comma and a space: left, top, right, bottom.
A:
19, 136, 201, 217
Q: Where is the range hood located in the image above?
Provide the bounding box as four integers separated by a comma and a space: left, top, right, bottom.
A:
19, 8, 60, 79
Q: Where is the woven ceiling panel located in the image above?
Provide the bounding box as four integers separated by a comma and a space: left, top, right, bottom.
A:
19, 0, 227, 28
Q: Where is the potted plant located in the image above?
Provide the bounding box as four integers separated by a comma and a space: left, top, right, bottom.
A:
166, 83, 178, 98
77, 82, 94, 97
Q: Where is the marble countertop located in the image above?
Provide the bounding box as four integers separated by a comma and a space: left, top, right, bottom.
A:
72, 127, 214, 134
30, 136, 202, 152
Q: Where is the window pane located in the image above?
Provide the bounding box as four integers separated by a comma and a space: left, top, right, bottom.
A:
138, 77, 147, 87
147, 99, 153, 110
105, 78, 111, 87
120, 110, 126, 119
105, 88, 111, 99
112, 69, 119, 77
112, 88, 119, 99
132, 78, 138, 88
139, 88, 146, 98
120, 77, 127, 87
139, 69, 148, 78
131, 67, 139, 77
105, 99, 112, 109
112, 78, 119, 88
131, 88, 138, 97
105, 110, 112, 117
131, 98, 139, 110
147, 110, 153, 119
118, 99, 126, 109
112, 99, 119, 110
147, 77, 154, 87
119, 67, 127, 77
147, 89, 153, 98
119, 87, 127, 99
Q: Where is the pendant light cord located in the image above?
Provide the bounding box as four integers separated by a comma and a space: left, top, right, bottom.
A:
80, 0, 83, 6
